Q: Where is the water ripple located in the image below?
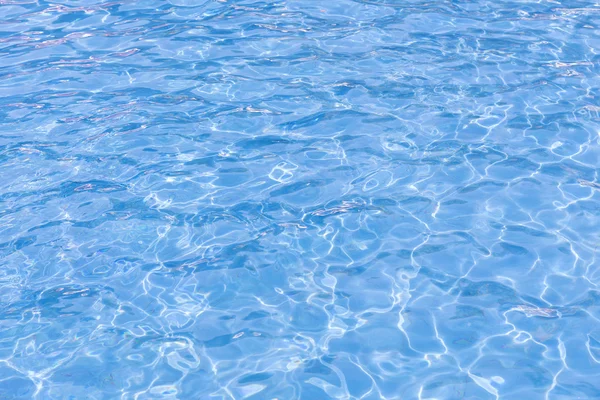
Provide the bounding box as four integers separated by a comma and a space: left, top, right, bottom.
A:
1, 0, 600, 398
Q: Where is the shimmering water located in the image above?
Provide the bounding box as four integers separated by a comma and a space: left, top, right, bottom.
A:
1, 0, 600, 399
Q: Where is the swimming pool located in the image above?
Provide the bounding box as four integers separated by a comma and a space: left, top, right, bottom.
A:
1, 0, 599, 398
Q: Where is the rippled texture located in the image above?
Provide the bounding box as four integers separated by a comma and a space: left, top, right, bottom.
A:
1, 0, 600, 398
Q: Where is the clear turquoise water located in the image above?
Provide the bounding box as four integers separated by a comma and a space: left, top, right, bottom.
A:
1, 1, 600, 399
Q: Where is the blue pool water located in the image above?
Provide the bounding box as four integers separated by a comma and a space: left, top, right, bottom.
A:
1, 0, 600, 398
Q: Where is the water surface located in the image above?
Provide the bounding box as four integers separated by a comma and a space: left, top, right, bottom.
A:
1, 0, 600, 399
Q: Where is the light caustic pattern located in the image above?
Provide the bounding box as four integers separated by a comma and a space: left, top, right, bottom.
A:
0, 0, 600, 399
